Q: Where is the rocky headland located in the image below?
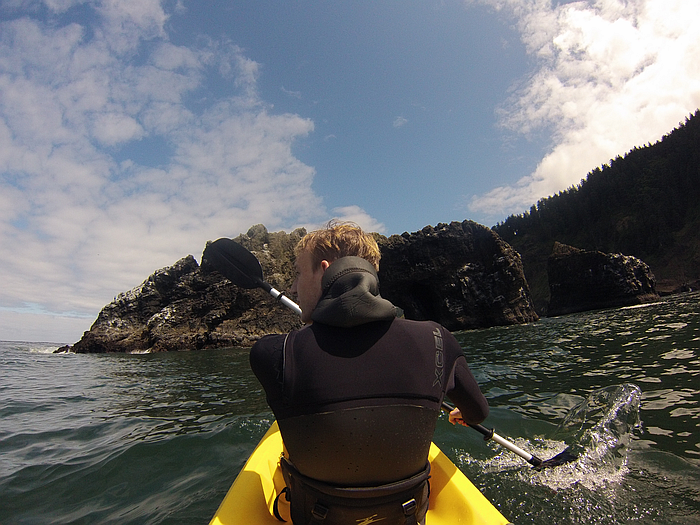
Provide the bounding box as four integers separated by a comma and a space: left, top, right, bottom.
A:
378, 221, 538, 331
63, 221, 538, 353
65, 227, 306, 353
547, 242, 659, 316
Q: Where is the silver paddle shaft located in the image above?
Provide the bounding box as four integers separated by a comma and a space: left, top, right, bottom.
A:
268, 287, 302, 316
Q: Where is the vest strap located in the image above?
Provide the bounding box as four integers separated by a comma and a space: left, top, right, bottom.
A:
278, 456, 430, 525
273, 487, 290, 522
280, 456, 430, 500
403, 498, 418, 525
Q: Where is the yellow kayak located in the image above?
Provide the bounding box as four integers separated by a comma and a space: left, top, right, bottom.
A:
210, 421, 511, 524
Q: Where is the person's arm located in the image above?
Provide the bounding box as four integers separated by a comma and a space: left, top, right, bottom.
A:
446, 356, 489, 427
249, 334, 287, 412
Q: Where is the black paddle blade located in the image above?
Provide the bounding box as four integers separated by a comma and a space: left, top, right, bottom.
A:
202, 238, 265, 289
534, 447, 578, 470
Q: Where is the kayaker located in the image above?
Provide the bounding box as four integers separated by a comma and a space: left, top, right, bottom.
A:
250, 221, 489, 525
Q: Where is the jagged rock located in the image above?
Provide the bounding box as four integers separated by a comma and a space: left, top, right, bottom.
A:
377, 221, 539, 331
70, 226, 304, 353
67, 221, 539, 353
547, 242, 659, 316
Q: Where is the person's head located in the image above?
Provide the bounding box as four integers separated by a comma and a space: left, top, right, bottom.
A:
291, 221, 381, 323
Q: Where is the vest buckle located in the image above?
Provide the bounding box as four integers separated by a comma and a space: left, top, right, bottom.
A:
311, 503, 329, 521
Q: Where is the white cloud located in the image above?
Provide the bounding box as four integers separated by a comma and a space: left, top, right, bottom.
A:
0, 4, 381, 341
0, 308, 92, 344
331, 206, 387, 235
96, 0, 168, 53
468, 0, 700, 220
92, 113, 145, 145
393, 116, 408, 128
43, 0, 89, 15
281, 86, 302, 99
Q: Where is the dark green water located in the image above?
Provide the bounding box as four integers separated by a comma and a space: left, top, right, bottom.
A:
1, 292, 699, 524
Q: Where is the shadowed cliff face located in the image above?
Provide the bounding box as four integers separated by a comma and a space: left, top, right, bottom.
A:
547, 242, 659, 317
378, 221, 539, 331
66, 222, 539, 353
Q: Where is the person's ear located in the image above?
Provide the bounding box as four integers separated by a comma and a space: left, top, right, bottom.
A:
320, 260, 330, 272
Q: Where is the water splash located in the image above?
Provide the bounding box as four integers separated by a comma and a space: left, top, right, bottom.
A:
562, 384, 642, 466
533, 383, 643, 490
471, 384, 643, 492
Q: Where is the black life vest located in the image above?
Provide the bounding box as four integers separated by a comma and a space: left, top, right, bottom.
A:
276, 455, 430, 525
272, 318, 458, 524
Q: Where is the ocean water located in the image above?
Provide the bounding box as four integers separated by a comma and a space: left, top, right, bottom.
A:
1, 292, 699, 524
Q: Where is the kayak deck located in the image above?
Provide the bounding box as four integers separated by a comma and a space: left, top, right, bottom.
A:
210, 421, 510, 524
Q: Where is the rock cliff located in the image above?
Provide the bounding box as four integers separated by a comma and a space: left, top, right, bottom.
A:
67, 226, 305, 353
547, 242, 659, 316
65, 222, 539, 353
378, 221, 539, 331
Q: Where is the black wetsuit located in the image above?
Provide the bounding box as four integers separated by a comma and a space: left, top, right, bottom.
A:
250, 256, 489, 524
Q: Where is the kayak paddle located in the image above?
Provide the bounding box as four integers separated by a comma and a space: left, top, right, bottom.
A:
203, 238, 302, 316
204, 237, 577, 470
441, 401, 577, 470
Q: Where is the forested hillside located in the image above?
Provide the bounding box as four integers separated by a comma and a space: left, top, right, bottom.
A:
493, 110, 700, 313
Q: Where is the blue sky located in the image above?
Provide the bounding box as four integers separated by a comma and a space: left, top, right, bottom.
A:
1, 0, 699, 343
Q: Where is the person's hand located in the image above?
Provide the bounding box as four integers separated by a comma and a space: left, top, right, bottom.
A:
449, 407, 468, 427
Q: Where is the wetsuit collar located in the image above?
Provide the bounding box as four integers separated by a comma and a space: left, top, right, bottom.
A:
311, 256, 397, 328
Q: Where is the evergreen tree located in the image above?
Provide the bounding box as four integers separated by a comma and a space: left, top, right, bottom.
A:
493, 110, 700, 312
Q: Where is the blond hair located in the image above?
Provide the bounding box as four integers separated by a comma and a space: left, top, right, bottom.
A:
295, 221, 381, 271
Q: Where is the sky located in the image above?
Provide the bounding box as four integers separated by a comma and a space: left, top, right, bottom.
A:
1, 0, 699, 343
